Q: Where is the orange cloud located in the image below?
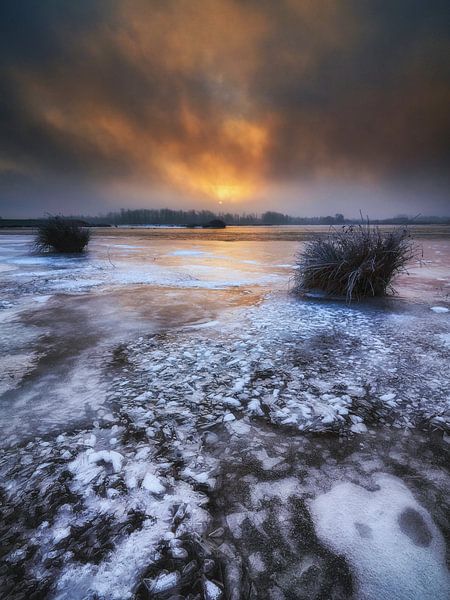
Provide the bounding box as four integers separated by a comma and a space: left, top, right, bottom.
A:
1, 0, 448, 213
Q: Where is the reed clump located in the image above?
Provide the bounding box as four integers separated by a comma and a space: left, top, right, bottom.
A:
294, 223, 416, 302
34, 216, 90, 253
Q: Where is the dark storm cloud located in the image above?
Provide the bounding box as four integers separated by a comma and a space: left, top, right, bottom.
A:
252, 0, 450, 178
0, 0, 449, 215
0, 1, 124, 177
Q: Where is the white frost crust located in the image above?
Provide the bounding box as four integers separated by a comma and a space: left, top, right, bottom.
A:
310, 473, 450, 600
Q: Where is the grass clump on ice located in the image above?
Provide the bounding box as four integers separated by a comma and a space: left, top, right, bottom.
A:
293, 223, 416, 302
35, 216, 90, 253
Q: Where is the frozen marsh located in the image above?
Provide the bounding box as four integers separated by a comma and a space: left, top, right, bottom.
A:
0, 226, 449, 599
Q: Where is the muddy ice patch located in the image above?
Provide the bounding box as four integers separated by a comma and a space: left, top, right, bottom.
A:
217, 472, 354, 599
1, 409, 449, 599
203, 425, 449, 599
0, 314, 44, 397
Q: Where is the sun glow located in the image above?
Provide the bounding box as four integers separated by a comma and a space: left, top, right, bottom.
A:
157, 116, 269, 202
213, 184, 243, 201
160, 158, 261, 203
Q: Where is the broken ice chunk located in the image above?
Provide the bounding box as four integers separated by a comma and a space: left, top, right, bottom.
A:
106, 488, 120, 499
248, 552, 265, 573
227, 419, 251, 435
350, 422, 368, 434
88, 450, 123, 473
204, 431, 219, 445
52, 527, 71, 543
226, 512, 246, 539
222, 397, 241, 407
144, 571, 180, 594
203, 577, 223, 599
141, 472, 165, 494
223, 413, 235, 422
248, 398, 264, 416
321, 414, 335, 425
380, 393, 396, 402
171, 546, 188, 559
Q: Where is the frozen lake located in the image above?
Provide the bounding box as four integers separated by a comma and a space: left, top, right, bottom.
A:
0, 226, 449, 599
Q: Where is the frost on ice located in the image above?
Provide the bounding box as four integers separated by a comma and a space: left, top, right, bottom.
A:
310, 473, 449, 600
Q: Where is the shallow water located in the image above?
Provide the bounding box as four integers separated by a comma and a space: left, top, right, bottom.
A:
0, 227, 449, 599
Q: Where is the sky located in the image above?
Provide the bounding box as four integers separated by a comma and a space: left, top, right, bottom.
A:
0, 0, 449, 219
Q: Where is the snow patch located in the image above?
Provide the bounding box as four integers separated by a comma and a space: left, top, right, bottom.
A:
310, 473, 449, 600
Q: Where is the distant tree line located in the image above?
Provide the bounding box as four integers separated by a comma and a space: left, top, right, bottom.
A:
73, 209, 350, 226
75, 209, 449, 226
2, 209, 449, 228
105, 208, 260, 225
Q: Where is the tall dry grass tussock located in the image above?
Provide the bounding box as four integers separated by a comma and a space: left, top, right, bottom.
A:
293, 223, 417, 302
34, 217, 90, 253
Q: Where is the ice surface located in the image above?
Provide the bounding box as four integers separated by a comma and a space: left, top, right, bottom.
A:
0, 233, 290, 296
310, 473, 449, 600
251, 477, 300, 506
170, 249, 208, 256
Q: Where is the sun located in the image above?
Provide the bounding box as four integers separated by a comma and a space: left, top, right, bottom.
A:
212, 184, 242, 202
204, 177, 259, 203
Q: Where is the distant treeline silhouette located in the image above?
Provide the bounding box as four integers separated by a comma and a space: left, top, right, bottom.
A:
73, 209, 348, 226
2, 210, 449, 228
71, 209, 450, 226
